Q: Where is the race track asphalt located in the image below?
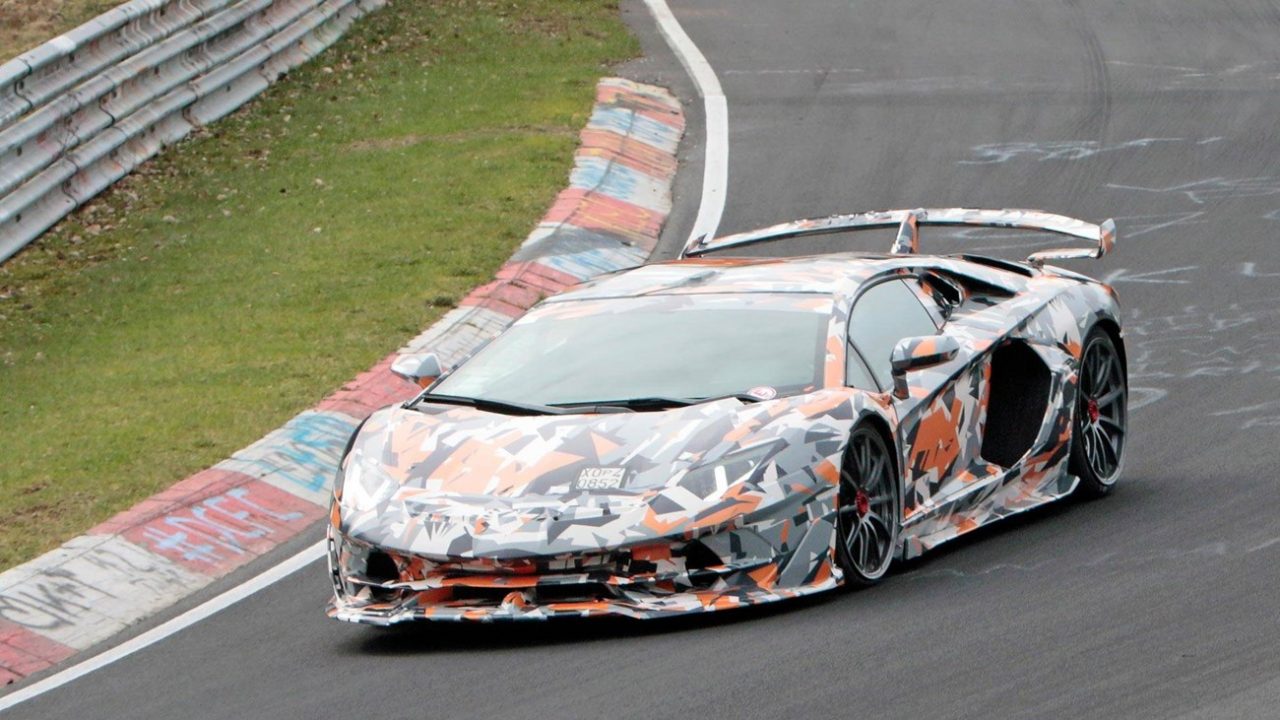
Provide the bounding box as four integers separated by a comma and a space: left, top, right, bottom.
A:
8, 1, 1280, 718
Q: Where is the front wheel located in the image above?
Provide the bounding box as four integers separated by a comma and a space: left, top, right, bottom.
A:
836, 424, 900, 586
1070, 328, 1128, 498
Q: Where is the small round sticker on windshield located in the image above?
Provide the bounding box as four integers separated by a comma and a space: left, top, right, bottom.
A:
747, 386, 777, 401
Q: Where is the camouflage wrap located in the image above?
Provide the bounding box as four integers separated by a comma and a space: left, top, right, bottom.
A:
328, 251, 1123, 623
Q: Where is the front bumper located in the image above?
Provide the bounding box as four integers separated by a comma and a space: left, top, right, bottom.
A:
326, 507, 842, 623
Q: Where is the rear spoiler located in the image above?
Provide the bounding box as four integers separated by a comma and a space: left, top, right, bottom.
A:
682, 208, 1116, 267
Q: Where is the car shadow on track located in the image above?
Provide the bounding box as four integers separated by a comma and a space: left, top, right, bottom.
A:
345, 590, 843, 656
352, 594, 845, 654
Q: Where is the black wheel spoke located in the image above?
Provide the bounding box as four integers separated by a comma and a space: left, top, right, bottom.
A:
838, 427, 899, 582
1090, 426, 1113, 474
869, 455, 886, 485
1108, 355, 1122, 390
1099, 415, 1124, 435
864, 511, 886, 535
1098, 428, 1120, 467
857, 524, 871, 568
864, 520, 884, 558
1096, 386, 1123, 408
1075, 334, 1127, 490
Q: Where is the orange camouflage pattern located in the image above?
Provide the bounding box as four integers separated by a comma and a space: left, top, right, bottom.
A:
328, 246, 1123, 624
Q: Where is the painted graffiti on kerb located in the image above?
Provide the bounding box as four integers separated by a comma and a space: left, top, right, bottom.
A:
135, 485, 306, 568
217, 410, 357, 504
0, 573, 101, 631
0, 537, 206, 645
73, 539, 200, 595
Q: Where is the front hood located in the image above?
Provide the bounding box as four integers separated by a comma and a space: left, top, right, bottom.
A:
337, 390, 868, 558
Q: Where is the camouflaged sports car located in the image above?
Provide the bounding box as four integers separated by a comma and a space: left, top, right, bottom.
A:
327, 208, 1128, 624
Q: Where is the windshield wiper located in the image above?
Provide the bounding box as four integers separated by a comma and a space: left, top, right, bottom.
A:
414, 393, 564, 416
551, 392, 767, 412
582, 396, 697, 410
710, 393, 768, 404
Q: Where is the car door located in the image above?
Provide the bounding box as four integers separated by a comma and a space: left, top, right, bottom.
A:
845, 275, 988, 523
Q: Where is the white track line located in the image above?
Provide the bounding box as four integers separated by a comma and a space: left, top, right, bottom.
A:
0, 540, 326, 712
2, 4, 725, 711
643, 0, 728, 252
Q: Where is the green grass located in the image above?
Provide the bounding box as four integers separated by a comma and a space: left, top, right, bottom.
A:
0, 0, 638, 569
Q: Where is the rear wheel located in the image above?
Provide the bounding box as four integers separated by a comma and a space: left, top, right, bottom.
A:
836, 425, 900, 586
1070, 328, 1127, 497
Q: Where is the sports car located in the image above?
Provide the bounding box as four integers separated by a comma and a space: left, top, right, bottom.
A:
327, 208, 1128, 624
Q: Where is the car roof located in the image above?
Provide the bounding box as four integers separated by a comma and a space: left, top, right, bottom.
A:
546, 253, 1015, 302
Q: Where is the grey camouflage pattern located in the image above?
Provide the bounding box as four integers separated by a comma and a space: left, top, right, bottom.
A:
328, 246, 1125, 623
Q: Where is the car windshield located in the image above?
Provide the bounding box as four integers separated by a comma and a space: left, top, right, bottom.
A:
429, 293, 830, 408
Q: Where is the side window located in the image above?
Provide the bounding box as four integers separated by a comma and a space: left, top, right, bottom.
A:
847, 278, 939, 391
846, 347, 876, 391
917, 271, 961, 322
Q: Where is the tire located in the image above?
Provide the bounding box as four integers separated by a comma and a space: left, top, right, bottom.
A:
836, 424, 900, 586
1070, 328, 1128, 498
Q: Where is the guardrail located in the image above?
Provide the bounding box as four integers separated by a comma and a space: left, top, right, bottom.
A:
0, 0, 387, 263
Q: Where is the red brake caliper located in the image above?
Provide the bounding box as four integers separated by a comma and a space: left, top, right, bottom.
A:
1087, 397, 1100, 424
855, 488, 870, 517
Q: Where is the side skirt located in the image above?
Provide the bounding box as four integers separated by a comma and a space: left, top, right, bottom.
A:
898, 461, 1077, 560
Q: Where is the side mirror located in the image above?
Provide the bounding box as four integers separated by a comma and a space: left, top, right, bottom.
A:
391, 352, 444, 388
890, 336, 960, 399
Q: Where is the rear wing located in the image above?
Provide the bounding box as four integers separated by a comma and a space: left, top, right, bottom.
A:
682, 208, 1116, 267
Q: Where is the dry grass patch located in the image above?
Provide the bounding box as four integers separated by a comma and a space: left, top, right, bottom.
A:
0, 0, 120, 63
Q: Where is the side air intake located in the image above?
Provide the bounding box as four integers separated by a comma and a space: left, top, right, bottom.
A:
981, 342, 1052, 468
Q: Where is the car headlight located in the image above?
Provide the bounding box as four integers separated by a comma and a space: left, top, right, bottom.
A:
338, 457, 399, 513
679, 442, 779, 499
